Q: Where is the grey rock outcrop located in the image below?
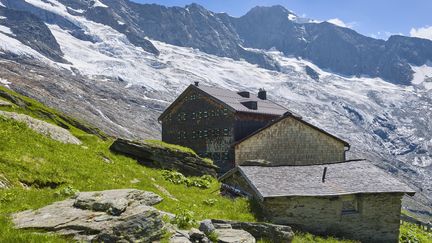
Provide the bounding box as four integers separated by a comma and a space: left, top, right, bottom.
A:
0, 99, 12, 107
215, 229, 255, 243
199, 219, 216, 234
0, 174, 10, 189
189, 228, 209, 243
0, 6, 67, 63
12, 189, 166, 242
0, 111, 81, 144
110, 138, 218, 177
211, 219, 294, 243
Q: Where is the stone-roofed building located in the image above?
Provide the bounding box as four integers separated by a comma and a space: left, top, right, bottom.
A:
158, 82, 289, 172
220, 161, 415, 243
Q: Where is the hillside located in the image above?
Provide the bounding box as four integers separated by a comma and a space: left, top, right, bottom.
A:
0, 85, 431, 242
0, 85, 395, 243
0, 86, 253, 241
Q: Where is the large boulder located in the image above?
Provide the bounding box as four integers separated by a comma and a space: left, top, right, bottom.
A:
110, 138, 218, 177
0, 111, 81, 144
211, 219, 294, 243
12, 189, 166, 242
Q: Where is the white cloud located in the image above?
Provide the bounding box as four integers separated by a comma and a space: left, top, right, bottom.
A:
327, 18, 354, 28
410, 26, 432, 40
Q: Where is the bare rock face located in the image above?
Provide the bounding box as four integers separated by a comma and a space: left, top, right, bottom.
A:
12, 189, 166, 242
215, 229, 256, 243
0, 111, 82, 144
0, 99, 12, 107
110, 138, 218, 177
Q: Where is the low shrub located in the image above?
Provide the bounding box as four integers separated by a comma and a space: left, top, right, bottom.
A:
172, 209, 197, 229
54, 186, 79, 197
162, 170, 213, 189
203, 198, 218, 206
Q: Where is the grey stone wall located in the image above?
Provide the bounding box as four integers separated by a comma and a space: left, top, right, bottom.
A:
235, 117, 346, 165
264, 193, 403, 243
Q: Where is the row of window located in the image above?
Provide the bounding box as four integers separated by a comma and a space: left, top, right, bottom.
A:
185, 94, 201, 101
176, 128, 231, 140
172, 109, 229, 122
199, 152, 230, 161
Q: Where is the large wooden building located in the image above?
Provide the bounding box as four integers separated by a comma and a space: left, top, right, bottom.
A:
158, 82, 288, 172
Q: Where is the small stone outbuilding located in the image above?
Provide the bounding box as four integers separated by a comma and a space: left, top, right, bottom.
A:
220, 161, 415, 243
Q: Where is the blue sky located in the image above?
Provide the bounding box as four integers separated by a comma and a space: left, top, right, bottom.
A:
132, 0, 432, 40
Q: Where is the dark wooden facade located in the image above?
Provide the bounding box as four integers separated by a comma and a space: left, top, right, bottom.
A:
159, 85, 280, 172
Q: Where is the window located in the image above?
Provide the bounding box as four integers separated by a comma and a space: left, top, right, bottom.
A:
223, 108, 228, 116
198, 130, 202, 138
203, 111, 208, 118
204, 130, 208, 137
223, 128, 230, 136
192, 112, 196, 120
223, 152, 229, 160
198, 112, 202, 119
192, 131, 196, 139
341, 196, 359, 215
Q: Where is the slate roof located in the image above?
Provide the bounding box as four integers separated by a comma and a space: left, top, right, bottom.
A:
221, 160, 415, 200
194, 84, 289, 116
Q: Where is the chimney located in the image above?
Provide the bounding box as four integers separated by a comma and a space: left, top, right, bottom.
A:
194, 81, 199, 86
237, 91, 250, 98
258, 88, 267, 100
322, 167, 327, 183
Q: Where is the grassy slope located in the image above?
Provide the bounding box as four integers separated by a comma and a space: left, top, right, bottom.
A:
0, 86, 430, 242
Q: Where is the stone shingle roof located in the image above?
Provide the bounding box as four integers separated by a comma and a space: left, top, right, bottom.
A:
222, 160, 415, 200
195, 85, 288, 116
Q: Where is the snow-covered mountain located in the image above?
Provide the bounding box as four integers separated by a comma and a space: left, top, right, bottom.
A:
0, 0, 431, 217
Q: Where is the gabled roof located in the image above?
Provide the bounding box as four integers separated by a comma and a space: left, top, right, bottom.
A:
234, 112, 350, 147
220, 160, 415, 201
158, 84, 289, 121
196, 85, 288, 116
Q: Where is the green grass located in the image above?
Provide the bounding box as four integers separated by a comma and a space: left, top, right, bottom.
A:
400, 222, 432, 243
145, 139, 199, 156
0, 88, 252, 242
145, 139, 214, 165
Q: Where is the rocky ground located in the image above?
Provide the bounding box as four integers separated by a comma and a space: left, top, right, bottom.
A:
12, 189, 294, 243
110, 138, 218, 177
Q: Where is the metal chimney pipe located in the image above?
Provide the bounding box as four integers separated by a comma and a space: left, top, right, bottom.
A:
322, 167, 327, 183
